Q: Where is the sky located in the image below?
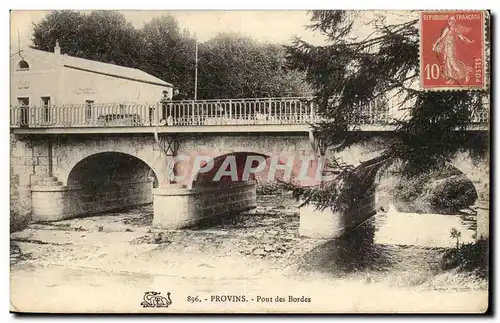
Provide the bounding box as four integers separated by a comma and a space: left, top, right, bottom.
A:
10, 10, 333, 52
10, 10, 420, 54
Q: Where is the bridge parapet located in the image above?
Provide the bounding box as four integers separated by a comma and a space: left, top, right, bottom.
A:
12, 96, 487, 131
10, 97, 322, 128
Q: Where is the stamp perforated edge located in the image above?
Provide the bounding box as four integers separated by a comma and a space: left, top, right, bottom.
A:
418, 10, 490, 92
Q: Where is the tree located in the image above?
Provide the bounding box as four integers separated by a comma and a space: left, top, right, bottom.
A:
198, 33, 312, 99
78, 11, 142, 67
31, 10, 86, 53
285, 11, 489, 212
32, 10, 142, 68
30, 11, 312, 101
450, 228, 462, 249
31, 11, 198, 96
138, 15, 197, 98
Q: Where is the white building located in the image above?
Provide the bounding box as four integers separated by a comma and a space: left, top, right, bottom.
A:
10, 41, 173, 126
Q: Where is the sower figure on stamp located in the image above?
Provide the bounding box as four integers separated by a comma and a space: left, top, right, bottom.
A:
432, 16, 475, 84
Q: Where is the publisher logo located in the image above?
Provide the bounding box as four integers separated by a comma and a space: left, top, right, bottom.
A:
141, 291, 172, 308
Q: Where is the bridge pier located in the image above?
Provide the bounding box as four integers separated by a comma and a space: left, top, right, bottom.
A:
31, 176, 67, 221
31, 175, 155, 222
298, 187, 376, 239
152, 181, 257, 229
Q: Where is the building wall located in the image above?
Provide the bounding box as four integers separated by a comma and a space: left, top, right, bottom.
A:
10, 51, 172, 108
10, 54, 62, 106
61, 67, 172, 106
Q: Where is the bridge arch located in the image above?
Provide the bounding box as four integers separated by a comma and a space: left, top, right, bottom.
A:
448, 150, 489, 200
60, 150, 162, 188
52, 136, 170, 187
300, 155, 483, 239
373, 156, 481, 214
67, 152, 159, 189
63, 152, 158, 216
191, 152, 269, 188
185, 151, 302, 189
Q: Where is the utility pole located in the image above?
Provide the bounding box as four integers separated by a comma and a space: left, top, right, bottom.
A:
194, 35, 198, 101
17, 29, 21, 54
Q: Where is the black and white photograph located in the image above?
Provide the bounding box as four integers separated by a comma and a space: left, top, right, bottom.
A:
8, 9, 490, 313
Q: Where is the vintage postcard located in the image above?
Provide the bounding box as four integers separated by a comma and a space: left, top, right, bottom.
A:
9, 9, 490, 314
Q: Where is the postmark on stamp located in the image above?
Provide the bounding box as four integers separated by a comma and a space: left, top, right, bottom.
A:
420, 10, 487, 91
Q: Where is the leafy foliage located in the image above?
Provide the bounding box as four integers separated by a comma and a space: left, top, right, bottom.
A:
31, 11, 312, 100
32, 10, 142, 68
198, 33, 312, 99
428, 175, 478, 213
285, 153, 390, 212
391, 163, 478, 214
441, 238, 488, 278
449, 228, 462, 249
256, 182, 286, 196
138, 15, 198, 99
285, 10, 489, 210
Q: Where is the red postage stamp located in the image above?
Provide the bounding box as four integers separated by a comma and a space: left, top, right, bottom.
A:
420, 11, 487, 91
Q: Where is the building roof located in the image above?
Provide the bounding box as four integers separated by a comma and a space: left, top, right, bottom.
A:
13, 48, 173, 88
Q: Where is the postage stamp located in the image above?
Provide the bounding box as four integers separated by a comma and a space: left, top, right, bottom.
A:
420, 10, 487, 91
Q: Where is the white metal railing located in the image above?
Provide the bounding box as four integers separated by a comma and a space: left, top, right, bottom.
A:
9, 96, 489, 129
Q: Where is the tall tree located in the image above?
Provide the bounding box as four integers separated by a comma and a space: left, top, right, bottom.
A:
32, 10, 142, 68
198, 33, 312, 99
138, 15, 197, 98
31, 11, 197, 94
31, 10, 86, 53
31, 11, 312, 100
285, 11, 489, 212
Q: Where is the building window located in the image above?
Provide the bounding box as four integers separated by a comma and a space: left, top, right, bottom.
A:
85, 100, 94, 120
17, 60, 29, 70
41, 97, 51, 123
18, 97, 29, 106
119, 104, 126, 114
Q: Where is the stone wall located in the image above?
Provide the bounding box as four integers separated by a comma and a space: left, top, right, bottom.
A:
153, 181, 257, 229
179, 133, 312, 156
10, 135, 51, 225
52, 134, 170, 186
68, 180, 153, 217
32, 180, 153, 222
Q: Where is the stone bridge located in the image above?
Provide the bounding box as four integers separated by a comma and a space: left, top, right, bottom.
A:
10, 97, 489, 238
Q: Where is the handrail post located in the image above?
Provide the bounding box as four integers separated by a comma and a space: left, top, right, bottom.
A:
310, 100, 314, 121
156, 102, 160, 126
192, 101, 196, 125
268, 98, 272, 123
